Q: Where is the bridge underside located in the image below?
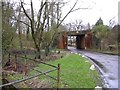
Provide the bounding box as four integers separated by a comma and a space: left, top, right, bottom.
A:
76, 35, 85, 49
67, 32, 92, 50
59, 30, 92, 50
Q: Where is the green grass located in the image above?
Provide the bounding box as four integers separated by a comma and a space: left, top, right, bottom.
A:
29, 53, 102, 88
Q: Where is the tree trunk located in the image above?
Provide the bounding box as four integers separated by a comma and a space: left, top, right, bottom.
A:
45, 47, 49, 56
34, 48, 41, 59
18, 7, 23, 50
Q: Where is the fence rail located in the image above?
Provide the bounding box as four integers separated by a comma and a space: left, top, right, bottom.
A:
16, 55, 58, 68
2, 53, 60, 88
1, 68, 57, 87
33, 68, 57, 81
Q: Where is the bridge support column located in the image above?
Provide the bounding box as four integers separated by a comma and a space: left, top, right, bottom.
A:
59, 32, 68, 49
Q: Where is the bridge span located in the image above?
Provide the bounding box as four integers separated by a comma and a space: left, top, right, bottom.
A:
58, 30, 93, 50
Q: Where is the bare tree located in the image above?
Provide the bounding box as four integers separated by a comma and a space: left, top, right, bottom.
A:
2, 1, 16, 52
17, 4, 23, 49
18, 0, 88, 59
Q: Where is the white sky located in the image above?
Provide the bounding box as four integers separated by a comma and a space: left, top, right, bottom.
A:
61, 0, 119, 25
12, 0, 119, 26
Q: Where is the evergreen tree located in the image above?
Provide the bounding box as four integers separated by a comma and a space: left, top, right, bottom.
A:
95, 17, 103, 26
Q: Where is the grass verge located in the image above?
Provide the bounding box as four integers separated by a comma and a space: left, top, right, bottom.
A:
29, 53, 102, 88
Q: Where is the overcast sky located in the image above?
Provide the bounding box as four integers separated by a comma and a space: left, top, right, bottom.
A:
61, 0, 119, 26
12, 0, 119, 26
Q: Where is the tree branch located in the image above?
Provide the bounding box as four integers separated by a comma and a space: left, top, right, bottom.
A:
21, 1, 32, 22
57, 0, 78, 28
12, 17, 31, 27
37, 1, 47, 31
48, 0, 79, 47
71, 7, 90, 12
38, 1, 48, 47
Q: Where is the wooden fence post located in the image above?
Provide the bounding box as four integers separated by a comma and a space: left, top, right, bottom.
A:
57, 64, 60, 88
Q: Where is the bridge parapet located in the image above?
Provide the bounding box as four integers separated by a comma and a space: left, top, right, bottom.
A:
59, 30, 91, 36
67, 30, 90, 36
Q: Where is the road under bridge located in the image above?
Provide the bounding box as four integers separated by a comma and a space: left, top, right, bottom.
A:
58, 30, 93, 50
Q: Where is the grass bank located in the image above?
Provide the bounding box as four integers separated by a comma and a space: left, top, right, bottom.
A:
29, 53, 102, 88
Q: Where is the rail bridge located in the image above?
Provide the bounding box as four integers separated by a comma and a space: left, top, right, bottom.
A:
58, 30, 93, 50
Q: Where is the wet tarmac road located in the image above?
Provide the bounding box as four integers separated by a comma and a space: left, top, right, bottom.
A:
68, 46, 119, 89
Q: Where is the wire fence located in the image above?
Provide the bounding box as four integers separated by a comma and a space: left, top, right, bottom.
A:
1, 53, 60, 88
